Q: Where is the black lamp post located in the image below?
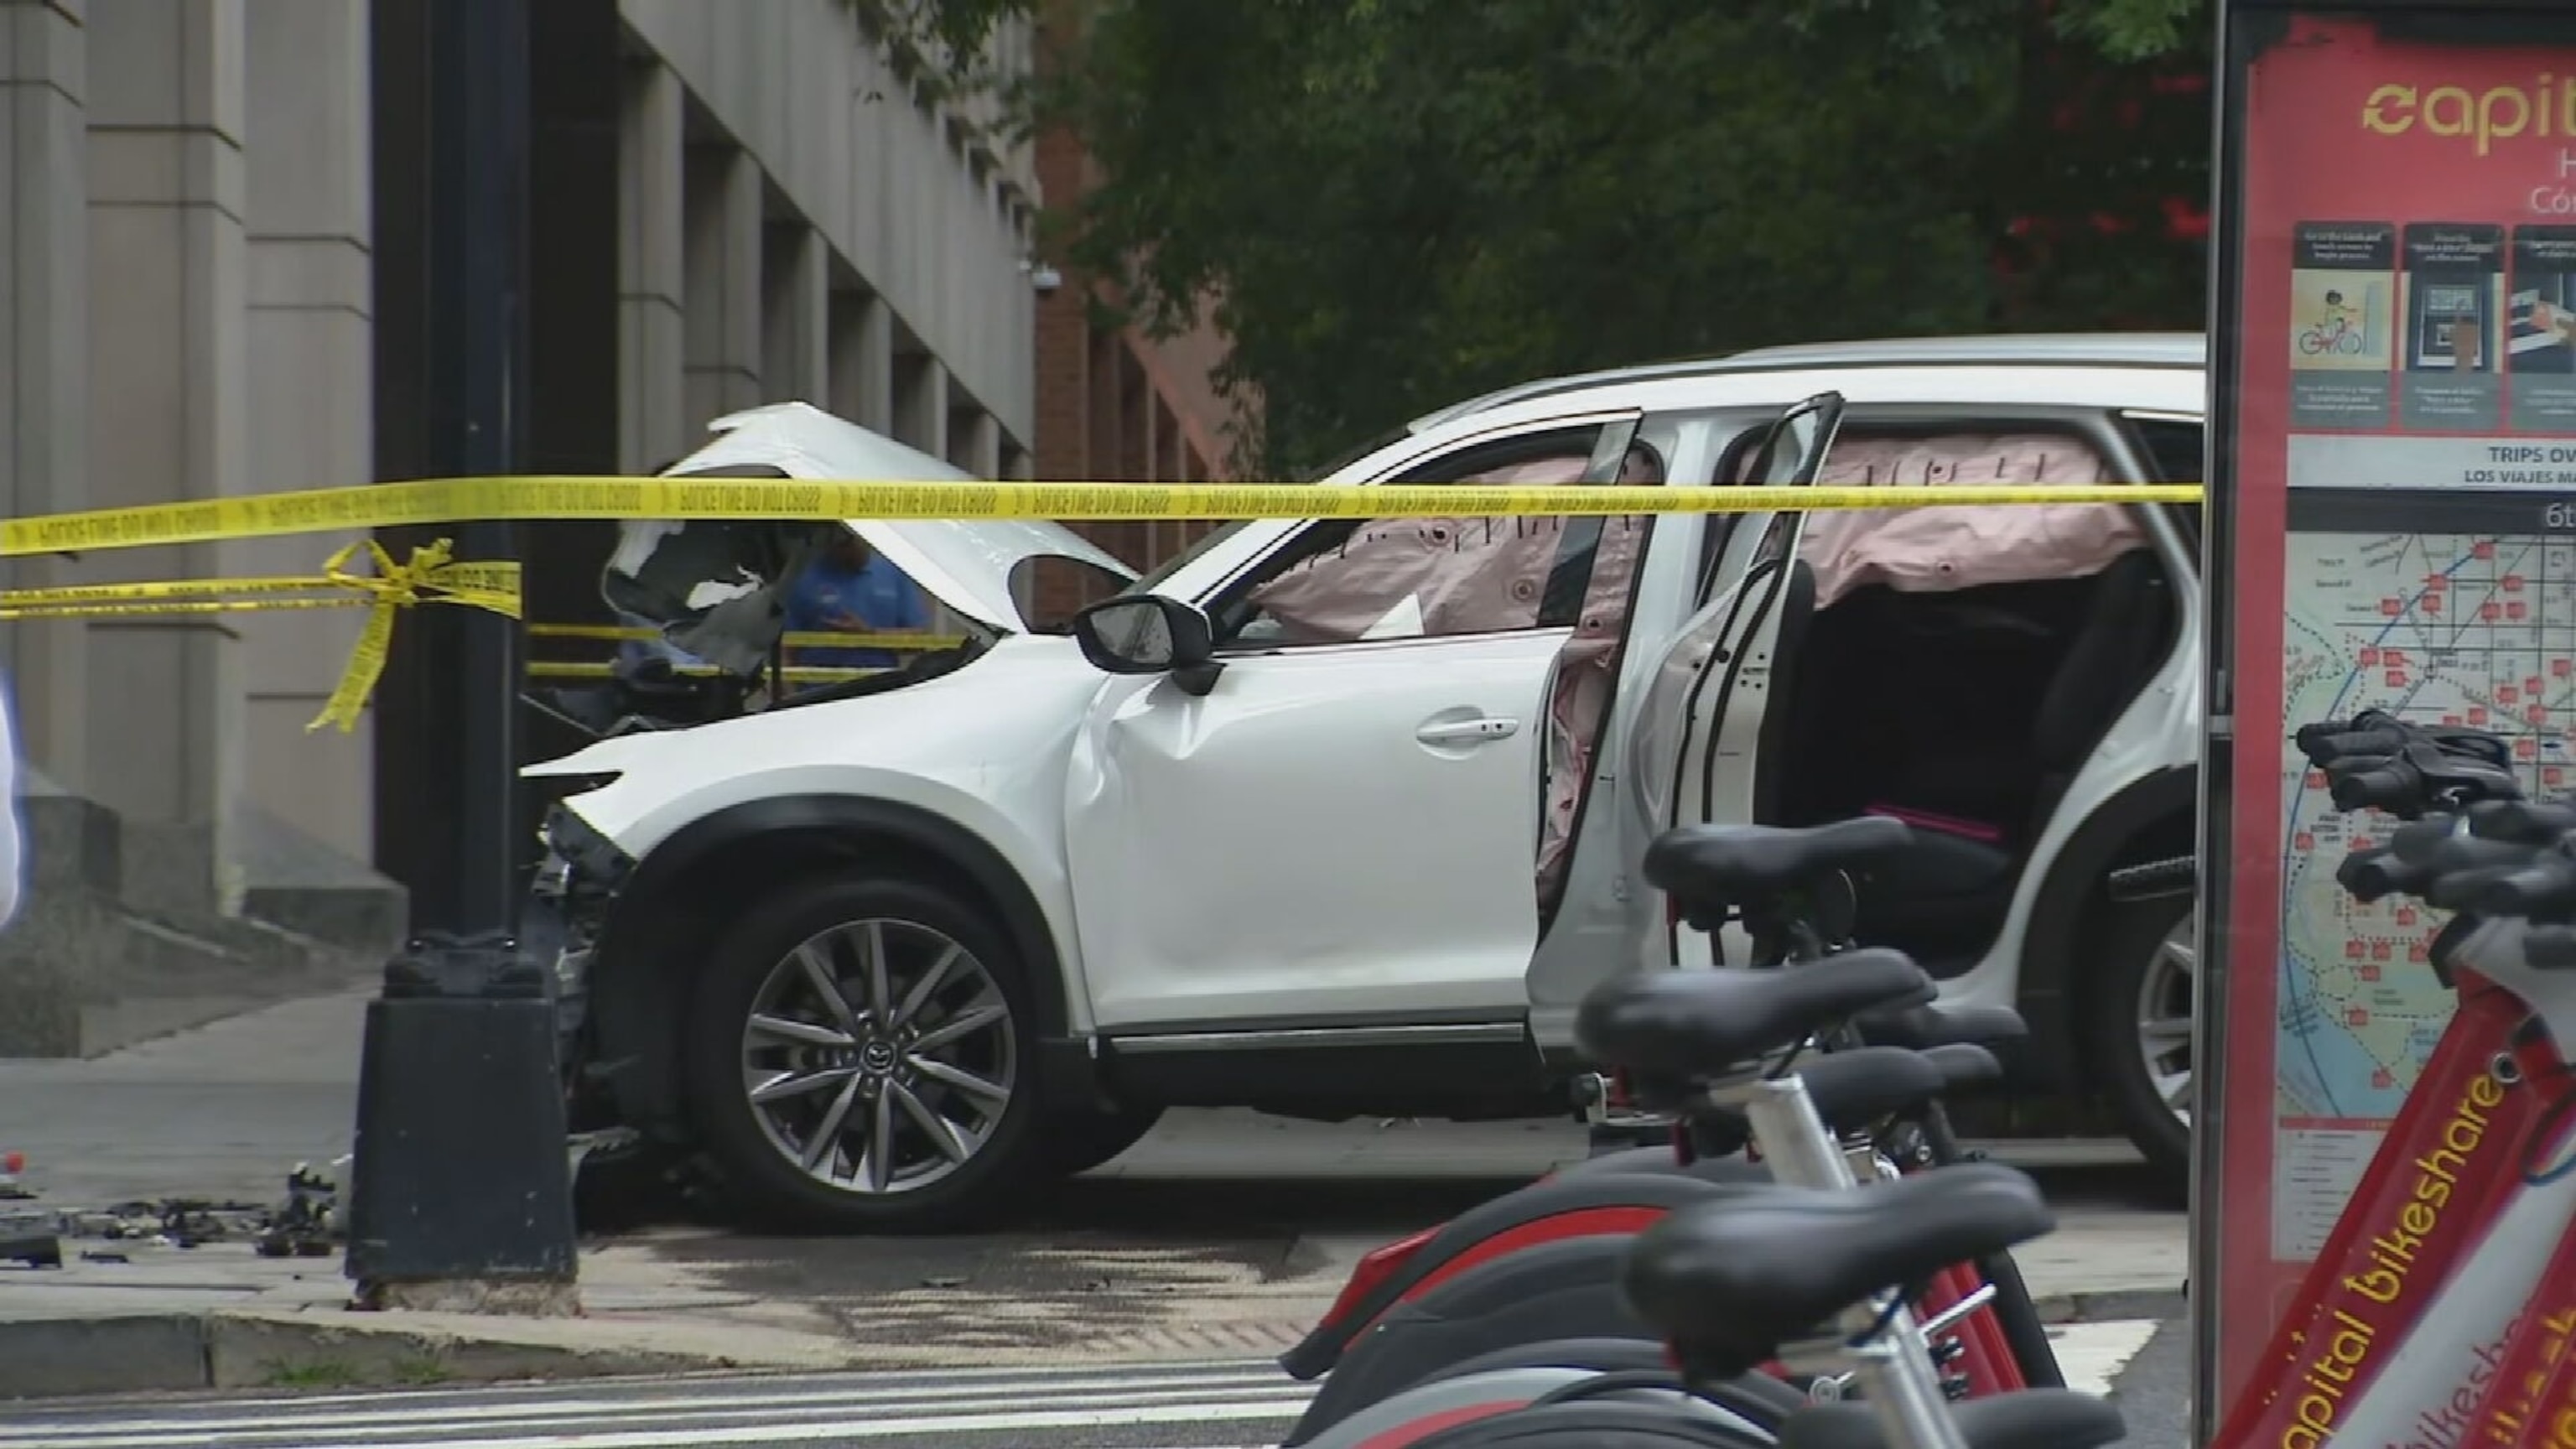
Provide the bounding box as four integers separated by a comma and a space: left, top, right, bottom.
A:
344, 0, 577, 1303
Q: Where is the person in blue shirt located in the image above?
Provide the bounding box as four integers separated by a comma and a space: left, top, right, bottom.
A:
783, 529, 931, 672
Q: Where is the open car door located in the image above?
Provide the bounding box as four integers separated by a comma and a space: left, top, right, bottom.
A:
1623, 392, 1845, 969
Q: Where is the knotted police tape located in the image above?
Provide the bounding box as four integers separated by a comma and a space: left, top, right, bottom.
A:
311, 539, 522, 732
0, 538, 520, 733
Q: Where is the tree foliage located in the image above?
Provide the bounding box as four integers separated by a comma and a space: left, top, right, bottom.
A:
1031, 0, 2212, 473
850, 0, 1035, 96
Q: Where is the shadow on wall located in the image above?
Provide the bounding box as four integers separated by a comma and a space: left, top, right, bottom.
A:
0, 769, 402, 1060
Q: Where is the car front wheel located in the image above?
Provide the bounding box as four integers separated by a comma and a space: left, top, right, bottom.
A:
683, 875, 1046, 1233
2087, 892, 2195, 1187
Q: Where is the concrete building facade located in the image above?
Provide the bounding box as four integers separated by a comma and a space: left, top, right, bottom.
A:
0, 0, 1055, 1052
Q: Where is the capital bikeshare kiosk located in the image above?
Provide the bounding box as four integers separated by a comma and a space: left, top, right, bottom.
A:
2199, 1, 2576, 1442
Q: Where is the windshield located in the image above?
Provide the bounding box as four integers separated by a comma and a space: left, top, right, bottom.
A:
1118, 519, 1252, 597
1299, 422, 1415, 482
1118, 423, 1421, 599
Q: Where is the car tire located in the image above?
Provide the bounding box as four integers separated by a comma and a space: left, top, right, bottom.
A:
682, 874, 1047, 1233
1042, 1105, 1166, 1178
2085, 891, 2196, 1187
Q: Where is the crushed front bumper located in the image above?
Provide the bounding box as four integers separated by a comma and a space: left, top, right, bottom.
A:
522, 802, 634, 1109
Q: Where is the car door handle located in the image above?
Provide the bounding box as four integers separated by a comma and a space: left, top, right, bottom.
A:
1416, 715, 1520, 745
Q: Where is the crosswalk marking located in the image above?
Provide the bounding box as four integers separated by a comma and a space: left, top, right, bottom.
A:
14, 1403, 1310, 1449
1, 1374, 1298, 1439
2050, 1318, 2163, 1398
0, 1322, 2165, 1448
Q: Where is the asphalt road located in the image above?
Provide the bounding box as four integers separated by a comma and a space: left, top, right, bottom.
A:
0, 1303, 2192, 1448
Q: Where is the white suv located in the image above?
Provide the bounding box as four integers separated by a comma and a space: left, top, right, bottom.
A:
523, 333, 2207, 1230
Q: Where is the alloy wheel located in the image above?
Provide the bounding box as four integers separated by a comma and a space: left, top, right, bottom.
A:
2132, 905, 2196, 1130
739, 918, 1018, 1194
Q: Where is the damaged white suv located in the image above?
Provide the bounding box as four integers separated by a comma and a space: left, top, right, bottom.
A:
523, 334, 2207, 1231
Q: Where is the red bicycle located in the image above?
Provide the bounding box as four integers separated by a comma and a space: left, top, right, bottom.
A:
1376, 710, 2576, 1446
1278, 819, 2063, 1446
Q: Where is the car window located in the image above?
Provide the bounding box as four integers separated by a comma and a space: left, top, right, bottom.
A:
2124, 415, 2205, 485
1205, 426, 1664, 650
1696, 397, 1842, 600
1118, 517, 1249, 598
2122, 413, 2205, 552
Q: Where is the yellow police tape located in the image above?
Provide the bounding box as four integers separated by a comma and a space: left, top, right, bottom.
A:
0, 474, 2206, 729
0, 538, 521, 734
525, 660, 887, 684
527, 623, 967, 653
0, 475, 2205, 557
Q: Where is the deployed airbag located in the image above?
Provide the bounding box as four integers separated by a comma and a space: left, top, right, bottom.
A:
1799, 434, 2147, 609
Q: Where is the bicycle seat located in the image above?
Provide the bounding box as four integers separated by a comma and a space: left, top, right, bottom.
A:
1644, 818, 1914, 911
1922, 1042, 2003, 1095
1622, 1162, 2053, 1374
1691, 1043, 2002, 1155
1684, 1046, 1945, 1145
1576, 952, 1935, 1080
1852, 1000, 2027, 1052
1779, 1389, 2127, 1449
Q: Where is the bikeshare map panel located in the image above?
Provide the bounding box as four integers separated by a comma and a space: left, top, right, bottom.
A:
2213, 9, 2576, 1403
2276, 531, 2576, 1257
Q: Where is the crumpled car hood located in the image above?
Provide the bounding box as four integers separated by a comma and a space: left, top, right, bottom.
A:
606, 402, 1136, 669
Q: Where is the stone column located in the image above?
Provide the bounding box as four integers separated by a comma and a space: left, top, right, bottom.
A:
761, 221, 825, 405
681, 139, 759, 423
0, 0, 90, 790
616, 60, 683, 472
236, 0, 371, 860
952, 408, 1001, 480
826, 287, 892, 433
891, 349, 948, 460
85, 0, 250, 912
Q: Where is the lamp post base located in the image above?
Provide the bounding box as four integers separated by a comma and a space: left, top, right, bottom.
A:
343, 932, 579, 1307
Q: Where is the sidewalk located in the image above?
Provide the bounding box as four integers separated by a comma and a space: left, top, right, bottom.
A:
0, 989, 366, 1210
0, 1207, 2184, 1400
0, 989, 2185, 1400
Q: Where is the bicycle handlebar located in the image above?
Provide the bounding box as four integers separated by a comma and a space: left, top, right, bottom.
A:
2298, 715, 2523, 819
2298, 714, 2576, 984
2298, 725, 2412, 765
2294, 712, 2402, 760
2327, 761, 2425, 815
2386, 817, 2461, 859
2466, 798, 2576, 843
2423, 833, 2546, 875
2296, 710, 2513, 767
2337, 846, 2428, 903
2425, 859, 2576, 916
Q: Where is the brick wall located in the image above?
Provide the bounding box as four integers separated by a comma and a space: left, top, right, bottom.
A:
1026, 91, 1245, 625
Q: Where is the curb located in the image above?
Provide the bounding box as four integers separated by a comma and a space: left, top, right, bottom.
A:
0, 1311, 735, 1401
2033, 1287, 2187, 1325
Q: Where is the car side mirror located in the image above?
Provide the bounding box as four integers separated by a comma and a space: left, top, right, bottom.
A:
1071, 595, 1224, 695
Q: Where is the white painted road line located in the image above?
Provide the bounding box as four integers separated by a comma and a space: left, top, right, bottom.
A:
0, 1400, 1313, 1449
0, 1374, 1301, 1441
0, 1322, 2168, 1449
2050, 1318, 2164, 1398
